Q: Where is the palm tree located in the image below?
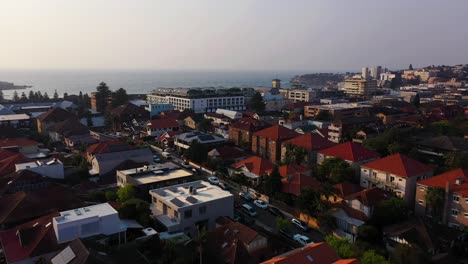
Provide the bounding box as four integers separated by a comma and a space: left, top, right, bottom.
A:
195, 226, 207, 264
425, 187, 445, 219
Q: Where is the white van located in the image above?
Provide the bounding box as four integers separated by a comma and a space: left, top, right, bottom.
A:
242, 204, 257, 217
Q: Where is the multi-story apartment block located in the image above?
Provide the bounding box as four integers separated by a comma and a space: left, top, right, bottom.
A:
287, 88, 317, 102
304, 103, 372, 119
147, 88, 245, 113
403, 70, 435, 82
229, 117, 270, 147
149, 180, 234, 236
415, 169, 468, 229
343, 77, 377, 97
252, 125, 299, 162
360, 154, 433, 206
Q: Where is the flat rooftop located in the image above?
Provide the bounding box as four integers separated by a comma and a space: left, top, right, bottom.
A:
0, 114, 30, 121
306, 103, 372, 110
54, 203, 117, 224
149, 180, 232, 208
119, 163, 192, 185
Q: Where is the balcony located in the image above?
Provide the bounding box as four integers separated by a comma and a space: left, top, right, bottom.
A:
367, 177, 398, 189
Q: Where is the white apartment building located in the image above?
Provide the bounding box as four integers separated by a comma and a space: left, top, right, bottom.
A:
147, 88, 245, 113
53, 203, 125, 244
287, 89, 316, 102
149, 180, 234, 236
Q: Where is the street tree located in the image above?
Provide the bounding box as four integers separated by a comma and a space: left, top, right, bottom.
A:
250, 92, 265, 113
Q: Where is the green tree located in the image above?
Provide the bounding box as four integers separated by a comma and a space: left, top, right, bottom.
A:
95, 82, 112, 112
390, 244, 426, 264
118, 198, 151, 225
357, 225, 380, 243
318, 158, 354, 183
111, 88, 128, 107
0, 90, 3, 102
20, 92, 27, 102
187, 140, 209, 164
325, 235, 357, 259
424, 187, 445, 219
117, 184, 136, 202
361, 250, 389, 264
250, 92, 265, 113
315, 110, 332, 121
232, 172, 249, 186
296, 188, 329, 216
13, 91, 19, 101
105, 190, 117, 201
372, 197, 408, 227
284, 144, 307, 165
63, 92, 68, 99
263, 166, 282, 196
413, 93, 420, 108
53, 89, 59, 100
197, 118, 213, 133
276, 217, 291, 232
43, 92, 50, 100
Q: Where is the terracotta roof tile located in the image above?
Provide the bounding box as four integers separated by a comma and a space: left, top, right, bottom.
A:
231, 156, 274, 176
333, 183, 363, 199
37, 107, 76, 122
319, 142, 380, 162
282, 173, 322, 196
0, 139, 38, 148
230, 117, 270, 131
278, 164, 306, 177
147, 118, 180, 129
86, 140, 133, 155
418, 168, 468, 196
209, 146, 249, 161
283, 133, 335, 151
253, 125, 300, 141
345, 187, 393, 206
362, 153, 433, 178
261, 242, 360, 264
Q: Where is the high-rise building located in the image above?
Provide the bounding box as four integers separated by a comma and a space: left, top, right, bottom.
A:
370, 67, 377, 79
361, 67, 369, 79
376, 66, 382, 77
343, 77, 377, 97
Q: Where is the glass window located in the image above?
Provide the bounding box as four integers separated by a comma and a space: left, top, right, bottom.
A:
451, 209, 458, 216
184, 210, 192, 219
453, 195, 460, 203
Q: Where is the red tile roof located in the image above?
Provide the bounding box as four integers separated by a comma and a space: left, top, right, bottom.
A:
282, 173, 322, 196
283, 133, 335, 151
319, 142, 380, 162
231, 156, 274, 176
253, 125, 300, 141
86, 140, 133, 155
0, 151, 33, 177
147, 118, 180, 129
418, 168, 468, 196
362, 153, 433, 178
345, 187, 393, 206
157, 131, 184, 142
0, 139, 38, 148
333, 183, 363, 199
230, 117, 270, 131
0, 212, 61, 264
261, 242, 360, 264
278, 164, 306, 177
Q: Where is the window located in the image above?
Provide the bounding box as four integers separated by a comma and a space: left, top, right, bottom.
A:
451, 209, 459, 217
390, 176, 395, 182
453, 195, 460, 203
184, 210, 192, 219
465, 198, 468, 203
372, 172, 377, 177
199, 206, 207, 215
465, 213, 468, 218
418, 200, 424, 205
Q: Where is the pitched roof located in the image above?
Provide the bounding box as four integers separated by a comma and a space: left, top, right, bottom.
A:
110, 103, 148, 117
345, 187, 393, 206
230, 117, 270, 131
282, 173, 322, 196
50, 239, 89, 264
0, 170, 49, 195
278, 164, 306, 177
231, 156, 274, 176
319, 142, 380, 162
362, 154, 433, 178
0, 138, 38, 148
419, 136, 468, 152
86, 140, 133, 155
0, 185, 84, 227
0, 151, 33, 177
0, 212, 62, 264
261, 242, 360, 264
333, 183, 363, 199
37, 107, 76, 122
253, 125, 300, 141
383, 218, 434, 252
418, 168, 468, 196
147, 118, 180, 129
208, 146, 249, 160
283, 132, 335, 151
52, 118, 89, 136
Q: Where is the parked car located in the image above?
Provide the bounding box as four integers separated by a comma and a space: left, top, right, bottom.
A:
267, 207, 284, 218
153, 155, 161, 163
218, 181, 231, 190
291, 218, 309, 231
208, 176, 220, 185
253, 199, 268, 209
192, 168, 202, 175
181, 162, 192, 169
239, 192, 253, 201
241, 204, 257, 217
162, 152, 172, 159
164, 148, 174, 152
293, 234, 313, 246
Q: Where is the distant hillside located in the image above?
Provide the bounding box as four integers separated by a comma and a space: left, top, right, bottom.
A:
291, 73, 345, 86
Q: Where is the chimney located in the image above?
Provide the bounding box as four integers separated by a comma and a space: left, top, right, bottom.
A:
442, 181, 451, 225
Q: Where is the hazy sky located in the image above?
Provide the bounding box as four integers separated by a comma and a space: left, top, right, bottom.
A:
1, 0, 468, 72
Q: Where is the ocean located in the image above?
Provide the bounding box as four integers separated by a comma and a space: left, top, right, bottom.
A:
0, 69, 303, 99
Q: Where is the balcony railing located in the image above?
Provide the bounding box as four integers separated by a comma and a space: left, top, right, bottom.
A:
367, 177, 398, 188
